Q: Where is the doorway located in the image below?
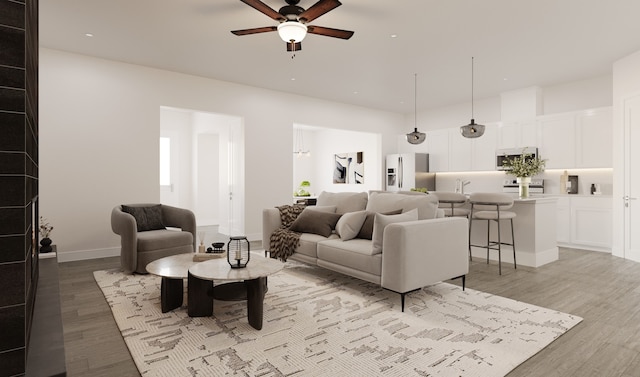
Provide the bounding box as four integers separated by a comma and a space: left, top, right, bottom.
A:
159, 106, 245, 243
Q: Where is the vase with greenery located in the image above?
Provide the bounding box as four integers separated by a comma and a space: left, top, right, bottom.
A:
502, 152, 546, 198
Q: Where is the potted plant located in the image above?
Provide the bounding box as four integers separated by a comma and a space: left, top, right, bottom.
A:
39, 216, 54, 253
502, 151, 546, 198
294, 180, 311, 197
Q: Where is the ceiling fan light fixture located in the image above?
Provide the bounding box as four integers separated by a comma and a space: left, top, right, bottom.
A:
277, 21, 307, 43
460, 119, 485, 138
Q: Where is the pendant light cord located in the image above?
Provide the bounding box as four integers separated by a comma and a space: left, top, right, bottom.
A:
414, 73, 418, 130
471, 57, 474, 119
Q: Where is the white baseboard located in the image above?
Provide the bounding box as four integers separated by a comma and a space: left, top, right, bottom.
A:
57, 247, 120, 263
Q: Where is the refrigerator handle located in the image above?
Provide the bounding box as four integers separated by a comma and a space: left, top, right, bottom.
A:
398, 156, 403, 189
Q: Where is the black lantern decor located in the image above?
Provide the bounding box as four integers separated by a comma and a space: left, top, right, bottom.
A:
227, 236, 250, 268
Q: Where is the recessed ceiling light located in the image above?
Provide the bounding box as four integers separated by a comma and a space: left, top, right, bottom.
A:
291, 78, 296, 81
353, 91, 359, 94
503, 78, 508, 81
390, 34, 398, 38
85, 33, 94, 37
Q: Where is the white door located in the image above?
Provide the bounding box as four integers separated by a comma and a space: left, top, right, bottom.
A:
623, 94, 640, 261
226, 125, 245, 237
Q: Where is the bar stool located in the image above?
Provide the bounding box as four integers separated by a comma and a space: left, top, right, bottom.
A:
468, 193, 516, 275
432, 191, 470, 218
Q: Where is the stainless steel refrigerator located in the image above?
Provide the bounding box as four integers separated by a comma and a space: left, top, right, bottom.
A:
386, 153, 433, 191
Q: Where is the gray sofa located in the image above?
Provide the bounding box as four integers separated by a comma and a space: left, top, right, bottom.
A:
111, 203, 197, 274
263, 191, 469, 311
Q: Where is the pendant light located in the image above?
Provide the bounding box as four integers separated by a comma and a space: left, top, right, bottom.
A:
406, 73, 426, 145
460, 57, 485, 138
293, 128, 310, 158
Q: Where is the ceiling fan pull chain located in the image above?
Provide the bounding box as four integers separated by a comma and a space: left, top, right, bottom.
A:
290, 40, 296, 59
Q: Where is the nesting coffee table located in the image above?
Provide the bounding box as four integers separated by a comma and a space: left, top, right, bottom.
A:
145, 253, 201, 313
188, 256, 284, 330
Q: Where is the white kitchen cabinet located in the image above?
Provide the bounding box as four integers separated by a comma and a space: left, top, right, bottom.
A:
556, 196, 571, 244
497, 120, 537, 149
425, 129, 449, 172
537, 114, 576, 168
471, 123, 498, 171
448, 128, 472, 172
575, 107, 612, 168
556, 196, 612, 252
570, 196, 612, 250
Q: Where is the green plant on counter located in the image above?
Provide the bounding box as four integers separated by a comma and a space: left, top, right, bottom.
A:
503, 151, 546, 177
410, 187, 428, 193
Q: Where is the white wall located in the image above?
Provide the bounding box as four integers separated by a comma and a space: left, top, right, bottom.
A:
39, 48, 404, 260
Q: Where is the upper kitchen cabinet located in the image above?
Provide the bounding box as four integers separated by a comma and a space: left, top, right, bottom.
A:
426, 129, 450, 172
537, 113, 576, 169
575, 107, 612, 168
537, 107, 613, 169
448, 123, 498, 172
497, 120, 537, 149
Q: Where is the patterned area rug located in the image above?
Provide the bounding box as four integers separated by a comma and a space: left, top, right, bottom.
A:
94, 260, 582, 377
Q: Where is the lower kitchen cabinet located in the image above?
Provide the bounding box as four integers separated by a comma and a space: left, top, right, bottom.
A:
556, 195, 612, 252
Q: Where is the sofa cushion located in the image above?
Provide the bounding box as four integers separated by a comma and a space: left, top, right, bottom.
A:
372, 208, 419, 254
121, 205, 165, 232
317, 238, 382, 277
306, 205, 337, 213
296, 233, 339, 258
356, 209, 402, 240
366, 192, 439, 220
316, 191, 368, 214
290, 208, 342, 237
137, 229, 192, 251
335, 210, 367, 241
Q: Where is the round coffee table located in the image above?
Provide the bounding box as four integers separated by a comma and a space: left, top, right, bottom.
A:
188, 256, 284, 330
145, 253, 225, 313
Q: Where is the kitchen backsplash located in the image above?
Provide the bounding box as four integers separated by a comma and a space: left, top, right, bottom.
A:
435, 168, 613, 196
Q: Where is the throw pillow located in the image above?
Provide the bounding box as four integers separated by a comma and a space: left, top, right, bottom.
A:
356, 209, 402, 240
121, 205, 165, 232
289, 208, 342, 238
335, 210, 367, 241
304, 205, 337, 213
371, 208, 419, 254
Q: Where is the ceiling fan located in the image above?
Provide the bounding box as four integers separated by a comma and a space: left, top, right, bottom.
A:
231, 0, 354, 52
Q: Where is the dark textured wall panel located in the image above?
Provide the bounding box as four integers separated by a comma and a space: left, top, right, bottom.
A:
0, 113, 25, 151
0, 305, 25, 351
0, 347, 25, 377
0, 262, 25, 307
0, 235, 25, 263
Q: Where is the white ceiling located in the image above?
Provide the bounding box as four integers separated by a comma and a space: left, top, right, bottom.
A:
39, 0, 640, 114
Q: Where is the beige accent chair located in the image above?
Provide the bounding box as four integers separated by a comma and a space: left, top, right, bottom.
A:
111, 204, 196, 274
468, 193, 517, 275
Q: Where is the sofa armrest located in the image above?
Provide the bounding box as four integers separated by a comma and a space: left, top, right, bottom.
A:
111, 206, 138, 274
162, 205, 197, 252
262, 208, 283, 252
380, 217, 469, 294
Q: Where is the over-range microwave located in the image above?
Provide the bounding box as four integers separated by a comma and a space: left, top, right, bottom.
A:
496, 147, 539, 171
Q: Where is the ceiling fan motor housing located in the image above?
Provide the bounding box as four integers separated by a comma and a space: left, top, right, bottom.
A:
279, 5, 304, 19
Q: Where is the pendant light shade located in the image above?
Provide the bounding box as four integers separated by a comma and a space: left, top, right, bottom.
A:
406, 73, 426, 145
460, 57, 485, 138
277, 21, 307, 43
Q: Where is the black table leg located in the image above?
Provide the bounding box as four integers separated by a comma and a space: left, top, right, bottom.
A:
161, 277, 184, 313
188, 272, 213, 317
245, 277, 267, 330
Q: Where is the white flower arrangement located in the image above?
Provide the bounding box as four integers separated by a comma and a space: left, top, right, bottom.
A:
39, 216, 54, 238
503, 151, 547, 178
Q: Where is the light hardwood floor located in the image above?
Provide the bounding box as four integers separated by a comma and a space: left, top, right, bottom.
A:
59, 247, 640, 377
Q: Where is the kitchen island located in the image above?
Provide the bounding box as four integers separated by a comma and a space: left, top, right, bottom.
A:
469, 196, 558, 268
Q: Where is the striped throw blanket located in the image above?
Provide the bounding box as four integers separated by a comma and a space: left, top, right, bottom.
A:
269, 204, 306, 261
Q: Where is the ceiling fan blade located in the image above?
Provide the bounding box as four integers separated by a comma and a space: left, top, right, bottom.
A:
239, 0, 286, 21
286, 42, 302, 51
231, 26, 277, 36
307, 25, 354, 40
299, 0, 342, 23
